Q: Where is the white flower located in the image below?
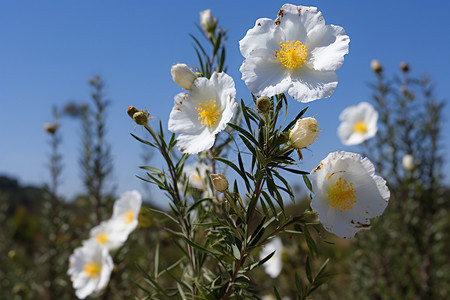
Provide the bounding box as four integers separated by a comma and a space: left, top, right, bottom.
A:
68, 240, 113, 299
87, 219, 128, 251
168, 72, 237, 154
171, 63, 197, 90
310, 151, 390, 239
183, 163, 210, 190
402, 154, 414, 172
111, 190, 142, 236
239, 4, 349, 102
259, 237, 283, 278
200, 9, 217, 33
337, 102, 378, 145
289, 117, 319, 149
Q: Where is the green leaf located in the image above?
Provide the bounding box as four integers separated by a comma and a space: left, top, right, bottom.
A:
261, 191, 277, 218
130, 133, 156, 148
273, 286, 282, 300
305, 256, 313, 283
154, 244, 160, 278
282, 106, 309, 132
238, 152, 251, 190
303, 225, 318, 257
228, 122, 259, 146
215, 157, 244, 179
303, 174, 313, 192
279, 166, 309, 175
231, 243, 241, 260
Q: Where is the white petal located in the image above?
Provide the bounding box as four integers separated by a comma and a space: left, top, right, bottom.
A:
307, 25, 349, 72
288, 67, 338, 102
176, 128, 215, 154
168, 93, 203, 134
97, 249, 113, 291
279, 5, 324, 39
75, 278, 97, 299
240, 48, 291, 97
239, 18, 282, 58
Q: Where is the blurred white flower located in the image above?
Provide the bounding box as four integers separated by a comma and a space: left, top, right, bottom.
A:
310, 151, 390, 239
111, 190, 142, 236
68, 240, 113, 299
337, 102, 378, 145
183, 163, 210, 190
259, 237, 283, 278
402, 154, 414, 172
289, 117, 319, 149
168, 72, 237, 154
239, 4, 349, 102
199, 9, 217, 33
88, 219, 128, 251
171, 63, 197, 90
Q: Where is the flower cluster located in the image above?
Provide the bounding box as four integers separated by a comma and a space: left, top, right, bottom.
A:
68, 191, 142, 299
125, 3, 391, 298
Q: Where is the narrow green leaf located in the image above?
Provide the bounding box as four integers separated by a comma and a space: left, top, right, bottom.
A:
305, 256, 313, 283
273, 286, 282, 300
282, 106, 309, 132
303, 174, 313, 192
304, 225, 318, 257
228, 122, 259, 146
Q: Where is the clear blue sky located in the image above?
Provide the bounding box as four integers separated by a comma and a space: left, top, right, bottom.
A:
1, 1, 449, 205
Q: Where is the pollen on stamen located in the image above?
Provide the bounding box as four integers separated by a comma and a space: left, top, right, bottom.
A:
196, 100, 221, 127
274, 40, 308, 69
328, 177, 357, 212
96, 232, 109, 245
83, 262, 101, 278
353, 120, 368, 134
125, 209, 134, 224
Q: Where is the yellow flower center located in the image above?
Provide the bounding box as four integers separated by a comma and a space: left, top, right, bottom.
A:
196, 100, 221, 127
353, 120, 367, 134
328, 177, 357, 212
192, 173, 201, 182
274, 40, 308, 69
125, 209, 134, 224
83, 261, 101, 278
96, 232, 109, 245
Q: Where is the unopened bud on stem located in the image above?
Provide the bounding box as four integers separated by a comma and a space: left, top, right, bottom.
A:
200, 9, 217, 33
256, 97, 271, 114
402, 154, 414, 172
371, 59, 383, 74
289, 117, 319, 149
210, 174, 229, 192
127, 106, 150, 126
44, 123, 60, 135
171, 63, 197, 90
400, 61, 410, 73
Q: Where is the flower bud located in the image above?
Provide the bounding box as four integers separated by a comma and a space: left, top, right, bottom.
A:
256, 97, 271, 114
133, 111, 149, 126
127, 106, 150, 126
402, 154, 414, 172
289, 117, 319, 149
400, 61, 409, 73
199, 9, 217, 33
127, 106, 139, 118
44, 123, 60, 135
371, 59, 383, 74
210, 174, 229, 192
171, 63, 197, 90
